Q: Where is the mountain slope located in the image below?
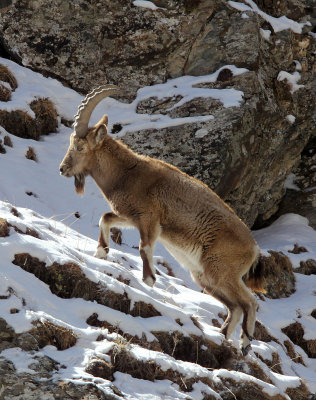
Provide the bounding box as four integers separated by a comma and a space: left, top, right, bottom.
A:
0, 56, 316, 399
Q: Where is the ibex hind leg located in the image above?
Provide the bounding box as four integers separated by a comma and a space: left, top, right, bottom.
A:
191, 272, 243, 343
207, 286, 243, 340
202, 279, 256, 356
234, 280, 258, 355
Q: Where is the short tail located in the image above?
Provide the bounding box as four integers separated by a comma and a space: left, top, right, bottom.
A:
244, 254, 266, 294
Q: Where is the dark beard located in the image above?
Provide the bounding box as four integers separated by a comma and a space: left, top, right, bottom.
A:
74, 173, 86, 195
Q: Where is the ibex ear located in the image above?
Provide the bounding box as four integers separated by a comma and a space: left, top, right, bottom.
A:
94, 114, 108, 145
95, 124, 107, 145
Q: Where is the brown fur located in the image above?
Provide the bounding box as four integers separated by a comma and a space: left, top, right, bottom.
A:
60, 109, 264, 355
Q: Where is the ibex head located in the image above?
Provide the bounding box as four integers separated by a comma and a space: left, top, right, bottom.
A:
59, 85, 120, 194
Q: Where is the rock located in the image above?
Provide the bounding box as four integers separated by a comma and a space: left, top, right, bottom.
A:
0, 0, 315, 226
13, 332, 39, 352
266, 136, 316, 229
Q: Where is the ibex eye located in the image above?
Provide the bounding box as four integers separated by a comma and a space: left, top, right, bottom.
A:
76, 145, 83, 152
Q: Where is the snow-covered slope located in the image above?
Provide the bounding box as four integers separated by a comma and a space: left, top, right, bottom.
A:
0, 58, 316, 399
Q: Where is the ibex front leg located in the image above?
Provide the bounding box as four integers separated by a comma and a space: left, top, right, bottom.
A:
138, 220, 161, 287
94, 212, 131, 259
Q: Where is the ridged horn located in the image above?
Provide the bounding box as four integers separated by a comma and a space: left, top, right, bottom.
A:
73, 84, 121, 137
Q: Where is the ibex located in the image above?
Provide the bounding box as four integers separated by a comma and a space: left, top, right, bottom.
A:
60, 85, 265, 355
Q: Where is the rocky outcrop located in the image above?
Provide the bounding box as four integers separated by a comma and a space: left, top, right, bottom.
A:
267, 136, 316, 229
0, 0, 315, 226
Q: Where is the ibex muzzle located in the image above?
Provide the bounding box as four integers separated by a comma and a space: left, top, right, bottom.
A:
60, 84, 265, 356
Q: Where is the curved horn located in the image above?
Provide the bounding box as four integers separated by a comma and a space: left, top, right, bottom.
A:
73, 84, 121, 137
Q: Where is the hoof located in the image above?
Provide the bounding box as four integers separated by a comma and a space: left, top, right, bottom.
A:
241, 344, 251, 356
143, 276, 156, 287
94, 246, 108, 260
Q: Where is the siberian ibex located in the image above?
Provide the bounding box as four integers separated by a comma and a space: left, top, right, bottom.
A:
60, 85, 265, 355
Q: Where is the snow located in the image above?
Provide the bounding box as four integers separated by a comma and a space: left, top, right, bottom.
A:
229, 0, 310, 33
285, 114, 296, 124
284, 173, 300, 191
260, 28, 271, 41
0, 347, 39, 375
133, 1, 163, 11
0, 56, 316, 397
277, 71, 304, 93
195, 128, 208, 138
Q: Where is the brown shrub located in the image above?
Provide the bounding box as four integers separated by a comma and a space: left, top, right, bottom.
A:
288, 243, 308, 254
8, 223, 39, 239
30, 98, 58, 136
29, 320, 77, 350
0, 98, 58, 140
10, 206, 20, 217
86, 343, 288, 400
219, 377, 287, 400
0, 218, 10, 237
260, 251, 295, 298
0, 138, 6, 153
295, 259, 316, 275
4, 135, 13, 147
152, 330, 233, 370
254, 320, 278, 343
282, 322, 316, 358
0, 83, 11, 102
255, 353, 283, 374
285, 382, 312, 400
12, 254, 161, 318
0, 65, 18, 90
283, 340, 305, 365
25, 146, 37, 162
86, 313, 161, 351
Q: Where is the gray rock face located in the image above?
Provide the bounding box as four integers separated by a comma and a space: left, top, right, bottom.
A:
0, 0, 315, 225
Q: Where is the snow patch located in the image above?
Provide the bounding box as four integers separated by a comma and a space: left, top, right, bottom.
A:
133, 0, 163, 10
229, 0, 309, 33
277, 71, 304, 93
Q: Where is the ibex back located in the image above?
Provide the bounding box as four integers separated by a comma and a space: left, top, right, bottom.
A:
59, 85, 264, 356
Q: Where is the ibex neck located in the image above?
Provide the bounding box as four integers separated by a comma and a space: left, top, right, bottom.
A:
90, 136, 139, 199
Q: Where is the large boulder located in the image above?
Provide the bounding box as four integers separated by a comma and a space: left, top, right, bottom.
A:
0, 0, 315, 225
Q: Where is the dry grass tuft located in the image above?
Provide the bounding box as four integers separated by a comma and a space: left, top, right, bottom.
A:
0, 83, 11, 102
30, 320, 77, 350
152, 331, 233, 369
283, 340, 305, 365
0, 218, 10, 237
295, 259, 316, 275
4, 135, 13, 147
130, 301, 161, 318
285, 382, 311, 400
282, 322, 316, 358
0, 98, 58, 140
12, 254, 161, 319
25, 146, 37, 162
0, 65, 18, 90
260, 251, 295, 298
10, 207, 20, 217
254, 321, 278, 343
0, 138, 6, 154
